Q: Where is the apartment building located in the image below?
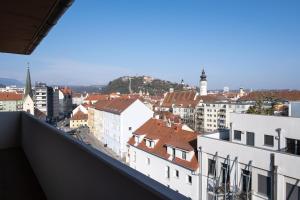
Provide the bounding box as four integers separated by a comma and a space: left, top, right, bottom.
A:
34, 82, 59, 121
195, 102, 251, 132
127, 119, 199, 200
72, 93, 87, 105
0, 92, 23, 112
88, 98, 153, 158
161, 90, 199, 129
58, 87, 73, 116
70, 110, 88, 129
197, 113, 300, 200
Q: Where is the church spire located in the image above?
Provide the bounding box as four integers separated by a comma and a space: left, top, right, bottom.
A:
24, 62, 33, 98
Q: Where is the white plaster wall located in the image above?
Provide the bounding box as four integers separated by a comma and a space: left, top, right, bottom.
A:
198, 135, 300, 200
129, 146, 199, 200
230, 113, 300, 150
121, 100, 153, 157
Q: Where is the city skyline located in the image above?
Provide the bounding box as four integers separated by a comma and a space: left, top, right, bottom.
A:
0, 0, 300, 89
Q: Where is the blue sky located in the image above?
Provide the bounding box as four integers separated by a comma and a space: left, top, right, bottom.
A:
0, 0, 299, 89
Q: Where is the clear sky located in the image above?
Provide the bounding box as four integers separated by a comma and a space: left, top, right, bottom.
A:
0, 0, 299, 89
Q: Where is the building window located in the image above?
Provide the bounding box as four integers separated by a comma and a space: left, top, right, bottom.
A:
208, 159, 216, 176
242, 170, 252, 193
147, 158, 150, 165
128, 127, 132, 131
264, 135, 274, 147
286, 138, 300, 155
165, 166, 170, 179
182, 151, 187, 160
187, 175, 192, 184
257, 174, 271, 198
172, 148, 176, 157
234, 130, 242, 141
246, 132, 255, 146
175, 170, 179, 178
286, 183, 300, 200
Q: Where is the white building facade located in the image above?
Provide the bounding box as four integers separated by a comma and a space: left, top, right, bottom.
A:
89, 99, 153, 158
197, 113, 300, 200
127, 119, 199, 200
195, 102, 251, 132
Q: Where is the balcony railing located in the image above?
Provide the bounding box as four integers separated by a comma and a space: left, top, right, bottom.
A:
0, 112, 188, 200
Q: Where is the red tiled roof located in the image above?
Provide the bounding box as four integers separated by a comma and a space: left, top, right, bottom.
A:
84, 93, 109, 101
162, 90, 199, 108
156, 111, 181, 123
196, 94, 227, 103
128, 118, 199, 171
0, 92, 22, 101
239, 90, 300, 101
92, 98, 138, 114
71, 110, 88, 120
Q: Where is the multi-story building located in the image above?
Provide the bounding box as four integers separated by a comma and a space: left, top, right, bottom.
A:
0, 92, 23, 112
34, 82, 58, 121
88, 98, 153, 158
127, 118, 199, 200
58, 87, 73, 116
197, 113, 300, 200
195, 102, 251, 132
160, 90, 199, 129
72, 93, 87, 105
70, 110, 88, 129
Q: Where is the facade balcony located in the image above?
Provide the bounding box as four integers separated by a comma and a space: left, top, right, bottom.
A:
0, 112, 188, 200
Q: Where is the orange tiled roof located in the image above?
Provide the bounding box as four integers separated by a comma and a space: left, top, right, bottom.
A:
128, 118, 199, 171
92, 98, 138, 114
156, 111, 181, 123
71, 110, 88, 120
85, 93, 109, 101
0, 92, 22, 101
161, 90, 199, 108
196, 94, 227, 103
239, 90, 300, 101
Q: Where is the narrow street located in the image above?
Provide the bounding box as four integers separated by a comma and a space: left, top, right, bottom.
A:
71, 127, 126, 164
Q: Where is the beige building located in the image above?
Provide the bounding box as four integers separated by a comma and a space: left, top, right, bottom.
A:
0, 92, 23, 112
70, 110, 88, 129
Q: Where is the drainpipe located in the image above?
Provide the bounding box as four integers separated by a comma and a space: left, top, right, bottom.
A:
198, 147, 202, 200
229, 122, 233, 142
276, 128, 282, 151
270, 153, 277, 200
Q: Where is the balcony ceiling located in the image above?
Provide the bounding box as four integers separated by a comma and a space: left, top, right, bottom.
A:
0, 0, 73, 55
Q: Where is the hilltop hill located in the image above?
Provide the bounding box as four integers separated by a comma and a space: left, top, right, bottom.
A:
0, 78, 23, 87
101, 76, 186, 95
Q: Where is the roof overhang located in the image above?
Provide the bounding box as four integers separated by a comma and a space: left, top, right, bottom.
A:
0, 0, 73, 55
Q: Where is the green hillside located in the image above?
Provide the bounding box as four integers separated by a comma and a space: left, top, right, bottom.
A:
102, 76, 185, 95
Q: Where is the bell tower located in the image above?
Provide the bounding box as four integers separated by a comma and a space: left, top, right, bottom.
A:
200, 69, 207, 96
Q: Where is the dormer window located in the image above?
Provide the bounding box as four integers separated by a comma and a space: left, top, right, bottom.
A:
182, 151, 187, 160
145, 139, 155, 148
134, 136, 139, 143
